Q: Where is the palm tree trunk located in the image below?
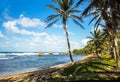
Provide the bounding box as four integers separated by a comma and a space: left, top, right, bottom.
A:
114, 36, 120, 67
111, 33, 120, 67
110, 0, 120, 67
63, 17, 74, 63
101, 9, 115, 58
95, 45, 100, 58
110, 35, 115, 58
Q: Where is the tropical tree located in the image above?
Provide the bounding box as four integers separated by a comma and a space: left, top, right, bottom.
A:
45, 0, 84, 63
81, 0, 120, 67
87, 28, 104, 58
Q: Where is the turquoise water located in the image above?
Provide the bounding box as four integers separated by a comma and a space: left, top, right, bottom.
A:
0, 52, 84, 76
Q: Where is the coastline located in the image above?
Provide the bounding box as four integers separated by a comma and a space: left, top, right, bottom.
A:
0, 54, 94, 81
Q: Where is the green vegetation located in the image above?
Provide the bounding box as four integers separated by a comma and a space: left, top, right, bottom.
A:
73, 46, 90, 55
81, 0, 120, 67
47, 54, 120, 81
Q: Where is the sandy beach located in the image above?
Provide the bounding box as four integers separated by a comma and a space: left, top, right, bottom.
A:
0, 55, 94, 82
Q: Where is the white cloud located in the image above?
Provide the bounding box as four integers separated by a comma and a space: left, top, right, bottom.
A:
3, 14, 45, 28
0, 31, 4, 38
17, 14, 46, 28
3, 20, 31, 35
0, 32, 83, 52
29, 35, 66, 51
3, 15, 48, 36
80, 38, 90, 47
28, 34, 84, 52
2, 14, 83, 52
71, 41, 81, 50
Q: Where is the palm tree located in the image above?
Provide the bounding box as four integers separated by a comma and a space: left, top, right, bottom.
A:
87, 28, 104, 58
45, 0, 84, 63
109, 0, 120, 67
81, 0, 120, 67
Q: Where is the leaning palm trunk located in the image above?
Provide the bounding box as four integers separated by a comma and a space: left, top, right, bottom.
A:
45, 0, 83, 64
63, 18, 74, 63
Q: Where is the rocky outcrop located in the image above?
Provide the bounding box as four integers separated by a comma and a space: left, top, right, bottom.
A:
38, 52, 43, 56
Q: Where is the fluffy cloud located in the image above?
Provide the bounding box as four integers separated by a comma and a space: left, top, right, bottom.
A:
29, 34, 84, 52
0, 31, 4, 38
3, 15, 48, 36
3, 20, 32, 35
29, 35, 67, 51
17, 14, 46, 28
0, 32, 84, 52
2, 14, 83, 52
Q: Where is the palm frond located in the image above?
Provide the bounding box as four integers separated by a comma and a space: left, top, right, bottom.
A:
62, 0, 70, 11
72, 0, 83, 9
87, 36, 93, 39
94, 16, 102, 29
72, 18, 84, 29
81, 0, 97, 18
85, 11, 98, 17
103, 0, 109, 10
70, 14, 83, 22
45, 14, 61, 22
98, 24, 106, 28
68, 9, 81, 13
56, 0, 64, 10
69, 0, 74, 7
47, 5, 61, 13
90, 31, 94, 37
45, 18, 59, 29
88, 15, 99, 25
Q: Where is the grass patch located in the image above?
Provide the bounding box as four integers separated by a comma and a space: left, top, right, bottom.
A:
48, 54, 120, 81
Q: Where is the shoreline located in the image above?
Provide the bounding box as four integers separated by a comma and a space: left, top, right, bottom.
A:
0, 55, 94, 81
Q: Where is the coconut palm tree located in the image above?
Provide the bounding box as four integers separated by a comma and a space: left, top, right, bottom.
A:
108, 0, 120, 67
45, 0, 84, 63
81, 0, 120, 67
87, 28, 104, 58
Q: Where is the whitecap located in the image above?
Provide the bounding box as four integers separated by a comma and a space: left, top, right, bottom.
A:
0, 57, 15, 60
10, 52, 37, 56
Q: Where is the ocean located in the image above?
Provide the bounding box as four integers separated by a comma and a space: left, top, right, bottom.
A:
0, 52, 84, 77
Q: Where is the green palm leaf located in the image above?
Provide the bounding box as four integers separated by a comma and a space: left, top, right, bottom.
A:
70, 14, 83, 22
72, 18, 84, 29
94, 16, 102, 29
45, 18, 59, 29
45, 14, 61, 22
88, 15, 99, 25
47, 5, 61, 13
72, 0, 83, 10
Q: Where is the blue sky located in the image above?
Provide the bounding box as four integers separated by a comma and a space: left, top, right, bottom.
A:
0, 0, 94, 52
